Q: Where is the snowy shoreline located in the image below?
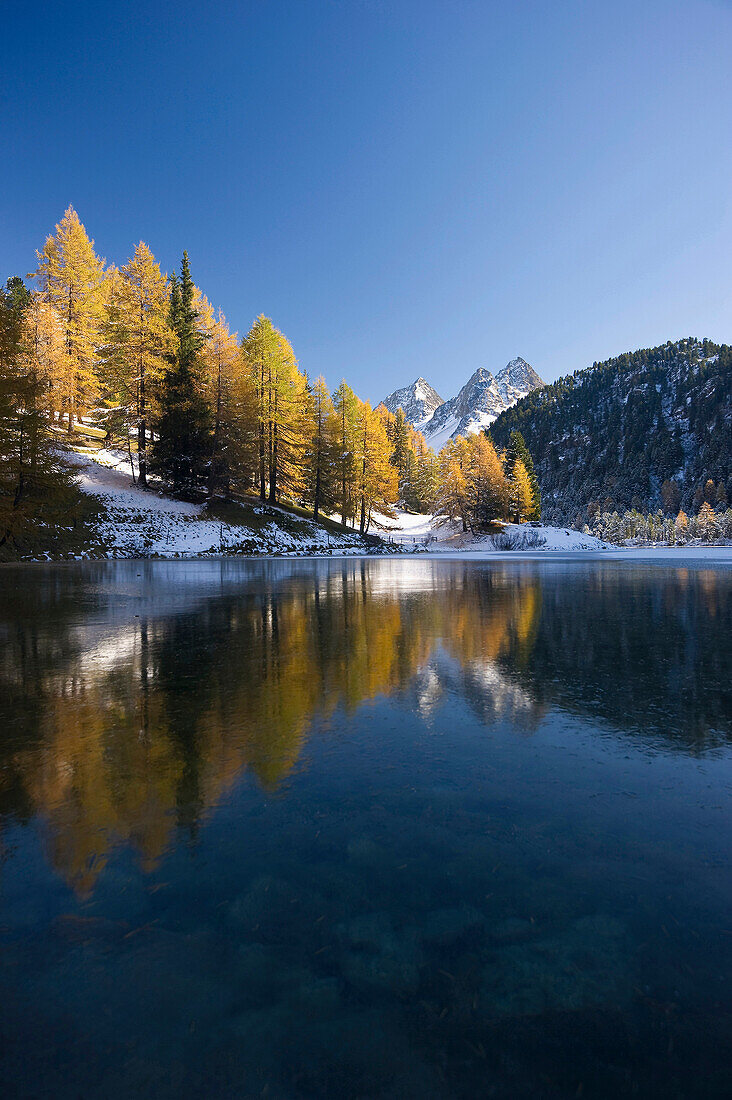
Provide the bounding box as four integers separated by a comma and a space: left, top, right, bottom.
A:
7, 548, 731, 568
12, 449, 731, 565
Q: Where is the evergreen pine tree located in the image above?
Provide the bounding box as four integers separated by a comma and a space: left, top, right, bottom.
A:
151, 252, 212, 491
414, 445, 438, 513
390, 408, 410, 484
504, 429, 541, 519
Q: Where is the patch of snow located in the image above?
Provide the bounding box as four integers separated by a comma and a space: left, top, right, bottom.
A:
380, 511, 613, 552
63, 449, 370, 558
423, 414, 460, 453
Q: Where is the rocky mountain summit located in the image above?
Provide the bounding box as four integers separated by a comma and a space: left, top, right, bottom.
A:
381, 358, 544, 450
380, 378, 444, 425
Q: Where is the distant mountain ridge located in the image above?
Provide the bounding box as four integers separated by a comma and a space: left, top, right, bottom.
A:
380, 357, 544, 450
490, 338, 732, 523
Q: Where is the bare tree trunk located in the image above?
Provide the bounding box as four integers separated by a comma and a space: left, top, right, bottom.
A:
127, 434, 137, 485
208, 353, 222, 499
269, 418, 277, 503
138, 356, 147, 488
258, 357, 266, 500
359, 452, 367, 535
258, 419, 266, 500
341, 408, 347, 526
313, 459, 321, 520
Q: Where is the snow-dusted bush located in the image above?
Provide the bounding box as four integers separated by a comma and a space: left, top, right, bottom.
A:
492, 529, 547, 550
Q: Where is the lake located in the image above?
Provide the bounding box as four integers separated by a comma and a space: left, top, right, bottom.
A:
0, 557, 730, 1098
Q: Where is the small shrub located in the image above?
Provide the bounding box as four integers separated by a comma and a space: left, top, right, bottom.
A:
492, 529, 547, 551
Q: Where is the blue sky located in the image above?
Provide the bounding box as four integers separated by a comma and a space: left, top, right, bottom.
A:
2, 0, 731, 402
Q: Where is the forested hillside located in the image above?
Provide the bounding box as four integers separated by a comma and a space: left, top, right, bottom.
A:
0, 210, 415, 556
491, 338, 732, 525
0, 207, 547, 558
8, 208, 726, 557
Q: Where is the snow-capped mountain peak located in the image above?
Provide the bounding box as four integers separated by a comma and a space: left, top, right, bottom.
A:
496, 357, 544, 394
380, 377, 444, 425
380, 358, 544, 451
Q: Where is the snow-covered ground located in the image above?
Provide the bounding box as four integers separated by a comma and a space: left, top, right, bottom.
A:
380, 511, 612, 551
380, 511, 732, 562
65, 449, 371, 558
46, 452, 732, 564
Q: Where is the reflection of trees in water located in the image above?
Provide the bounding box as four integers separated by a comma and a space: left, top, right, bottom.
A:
0, 560, 729, 891
517, 565, 732, 750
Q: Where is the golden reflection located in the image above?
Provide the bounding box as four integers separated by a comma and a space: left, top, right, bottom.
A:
1, 559, 728, 893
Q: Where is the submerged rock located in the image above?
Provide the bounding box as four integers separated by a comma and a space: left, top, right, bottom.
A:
337, 911, 423, 996
481, 912, 631, 1018
339, 911, 396, 952
231, 1004, 449, 1098
285, 974, 342, 1014
229, 875, 294, 931
235, 942, 340, 1013
420, 905, 484, 947
488, 916, 535, 944
228, 874, 324, 945
346, 836, 388, 866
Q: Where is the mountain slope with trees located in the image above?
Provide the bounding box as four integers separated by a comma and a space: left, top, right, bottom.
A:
490, 338, 732, 525
1, 207, 448, 558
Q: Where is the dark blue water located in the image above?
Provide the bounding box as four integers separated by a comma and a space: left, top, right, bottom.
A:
0, 558, 731, 1098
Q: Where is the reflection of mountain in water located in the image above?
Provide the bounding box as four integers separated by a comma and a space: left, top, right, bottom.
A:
0, 558, 729, 892
409, 649, 542, 731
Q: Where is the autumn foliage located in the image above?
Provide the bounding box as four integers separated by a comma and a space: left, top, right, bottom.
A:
1, 206, 542, 553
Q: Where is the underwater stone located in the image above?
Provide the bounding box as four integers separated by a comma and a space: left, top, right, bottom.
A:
420, 905, 484, 946
235, 942, 285, 1003
480, 912, 631, 1018
340, 945, 422, 996
489, 917, 535, 943
281, 1007, 449, 1098
228, 874, 324, 944
571, 913, 625, 939
229, 875, 293, 928
346, 836, 387, 865
285, 974, 342, 1014
338, 910, 398, 953
338, 912, 423, 995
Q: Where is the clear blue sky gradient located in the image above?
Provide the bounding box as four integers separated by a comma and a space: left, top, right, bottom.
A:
2, 0, 731, 403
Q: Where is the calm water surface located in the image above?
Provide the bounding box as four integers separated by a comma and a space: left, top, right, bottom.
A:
0, 558, 731, 1098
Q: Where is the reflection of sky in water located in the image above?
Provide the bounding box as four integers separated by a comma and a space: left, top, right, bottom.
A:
0, 559, 731, 1098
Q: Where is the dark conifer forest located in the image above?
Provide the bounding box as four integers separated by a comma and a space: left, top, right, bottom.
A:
491, 338, 731, 525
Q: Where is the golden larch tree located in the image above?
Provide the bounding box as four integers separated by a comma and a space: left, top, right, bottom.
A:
353, 400, 398, 534
510, 457, 534, 523
305, 375, 339, 519
99, 242, 175, 486
241, 316, 309, 502
333, 380, 360, 526
435, 437, 470, 530
197, 295, 256, 496
35, 207, 105, 432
